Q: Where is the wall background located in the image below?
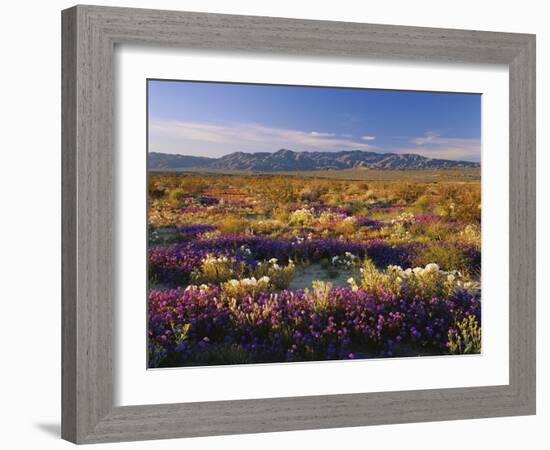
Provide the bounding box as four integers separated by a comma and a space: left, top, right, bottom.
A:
0, 1, 546, 448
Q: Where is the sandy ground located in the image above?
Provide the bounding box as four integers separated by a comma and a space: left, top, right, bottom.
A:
289, 263, 352, 290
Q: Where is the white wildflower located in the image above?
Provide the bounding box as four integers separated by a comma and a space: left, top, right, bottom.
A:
425, 263, 440, 272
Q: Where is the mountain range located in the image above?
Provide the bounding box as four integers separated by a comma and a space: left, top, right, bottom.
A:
148, 149, 480, 172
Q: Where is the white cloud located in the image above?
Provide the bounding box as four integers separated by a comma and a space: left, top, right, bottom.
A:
396, 131, 481, 162
411, 131, 441, 145
310, 131, 336, 137
361, 135, 376, 141
149, 120, 374, 156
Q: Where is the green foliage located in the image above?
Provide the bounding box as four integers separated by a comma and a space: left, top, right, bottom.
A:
148, 342, 168, 368
307, 280, 333, 313
334, 217, 358, 237
289, 208, 315, 226
191, 255, 246, 285
393, 183, 427, 204
253, 258, 296, 289
447, 315, 481, 354
414, 194, 432, 213
412, 242, 470, 273
351, 258, 402, 295
148, 171, 483, 364
168, 188, 187, 202
218, 215, 248, 234
179, 177, 207, 195
410, 222, 449, 241
351, 258, 469, 300
221, 276, 272, 298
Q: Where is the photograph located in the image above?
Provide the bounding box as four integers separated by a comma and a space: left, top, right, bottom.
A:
1, 1, 541, 446
146, 79, 482, 368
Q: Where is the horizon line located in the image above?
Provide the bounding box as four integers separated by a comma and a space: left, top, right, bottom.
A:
148, 148, 481, 163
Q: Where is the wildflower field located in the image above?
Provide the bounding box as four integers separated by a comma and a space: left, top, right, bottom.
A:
147, 172, 481, 368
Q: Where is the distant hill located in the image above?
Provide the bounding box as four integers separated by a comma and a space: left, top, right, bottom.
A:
148, 153, 216, 170
148, 149, 480, 171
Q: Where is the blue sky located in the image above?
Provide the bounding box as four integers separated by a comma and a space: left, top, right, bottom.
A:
148, 80, 481, 162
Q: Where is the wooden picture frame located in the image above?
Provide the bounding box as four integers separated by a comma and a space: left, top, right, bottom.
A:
62, 5, 536, 444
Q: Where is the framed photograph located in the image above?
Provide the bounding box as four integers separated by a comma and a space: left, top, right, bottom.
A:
62, 5, 536, 444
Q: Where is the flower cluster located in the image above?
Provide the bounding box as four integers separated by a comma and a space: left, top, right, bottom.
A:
289, 208, 315, 226
390, 212, 416, 225
356, 216, 384, 230
176, 223, 217, 239
148, 235, 426, 284
191, 254, 245, 285
331, 251, 360, 269
148, 277, 480, 367
147, 173, 482, 366
349, 260, 480, 300
220, 276, 272, 297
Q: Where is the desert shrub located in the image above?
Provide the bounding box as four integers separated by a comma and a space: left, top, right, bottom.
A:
434, 184, 480, 223
148, 181, 167, 199
179, 177, 207, 195
383, 212, 415, 241
393, 183, 427, 204
391, 212, 415, 225
411, 242, 470, 273
250, 219, 283, 235
307, 280, 334, 313
289, 208, 315, 226
334, 216, 357, 236
344, 183, 364, 197
272, 206, 290, 223
454, 188, 481, 223
437, 184, 461, 202
346, 200, 368, 215
447, 315, 481, 354
253, 258, 295, 289
387, 223, 411, 241
457, 224, 481, 248
191, 255, 246, 284
218, 215, 248, 234
148, 341, 168, 367
414, 194, 433, 213
299, 187, 321, 202
348, 258, 402, 296
363, 189, 378, 201
410, 221, 450, 241
168, 188, 187, 203
328, 193, 344, 207
350, 258, 474, 300
260, 177, 298, 205
221, 276, 272, 298
351, 182, 370, 193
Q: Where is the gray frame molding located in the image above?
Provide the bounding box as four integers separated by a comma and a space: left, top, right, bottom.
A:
62, 5, 536, 444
